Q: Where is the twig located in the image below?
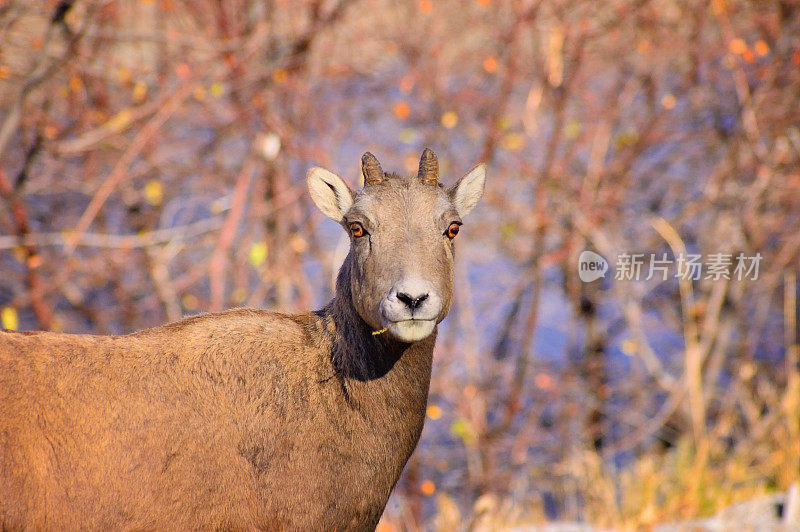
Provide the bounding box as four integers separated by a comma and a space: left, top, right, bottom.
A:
0, 21, 62, 161
650, 216, 709, 462
783, 271, 800, 477
53, 99, 162, 155
0, 168, 52, 329
208, 157, 255, 311
63, 80, 196, 254
146, 246, 182, 322
0, 216, 224, 250
371, 323, 393, 336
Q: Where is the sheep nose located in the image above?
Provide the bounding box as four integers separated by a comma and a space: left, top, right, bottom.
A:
397, 291, 429, 310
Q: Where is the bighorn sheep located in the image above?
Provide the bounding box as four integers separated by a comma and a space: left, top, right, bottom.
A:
0, 149, 486, 530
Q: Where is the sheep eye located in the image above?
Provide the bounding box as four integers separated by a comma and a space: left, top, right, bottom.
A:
446, 222, 461, 239
349, 222, 365, 238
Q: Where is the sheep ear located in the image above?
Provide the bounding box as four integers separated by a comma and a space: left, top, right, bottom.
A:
307, 167, 354, 222
448, 163, 486, 217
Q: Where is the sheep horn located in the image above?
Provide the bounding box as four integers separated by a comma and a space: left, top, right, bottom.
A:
417, 148, 438, 185
361, 152, 384, 186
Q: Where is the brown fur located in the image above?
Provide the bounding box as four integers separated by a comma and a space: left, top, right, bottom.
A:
0, 151, 484, 530
0, 298, 432, 529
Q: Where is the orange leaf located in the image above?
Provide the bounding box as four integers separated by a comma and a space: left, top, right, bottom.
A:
535, 373, 554, 390
175, 63, 191, 79
69, 76, 82, 93
440, 111, 458, 129
393, 102, 410, 120
728, 38, 747, 55
426, 405, 442, 420
271, 69, 288, 83
483, 56, 498, 73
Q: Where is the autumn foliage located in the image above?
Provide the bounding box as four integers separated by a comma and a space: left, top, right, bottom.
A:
1, 0, 799, 528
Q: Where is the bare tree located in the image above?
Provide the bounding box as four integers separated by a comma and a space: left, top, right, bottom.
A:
1, 0, 798, 527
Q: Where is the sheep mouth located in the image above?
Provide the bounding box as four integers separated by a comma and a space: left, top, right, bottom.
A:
373, 318, 436, 342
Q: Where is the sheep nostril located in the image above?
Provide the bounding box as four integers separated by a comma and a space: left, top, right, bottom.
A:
397, 292, 428, 310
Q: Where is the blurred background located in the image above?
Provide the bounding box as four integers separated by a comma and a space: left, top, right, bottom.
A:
1, 0, 799, 528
